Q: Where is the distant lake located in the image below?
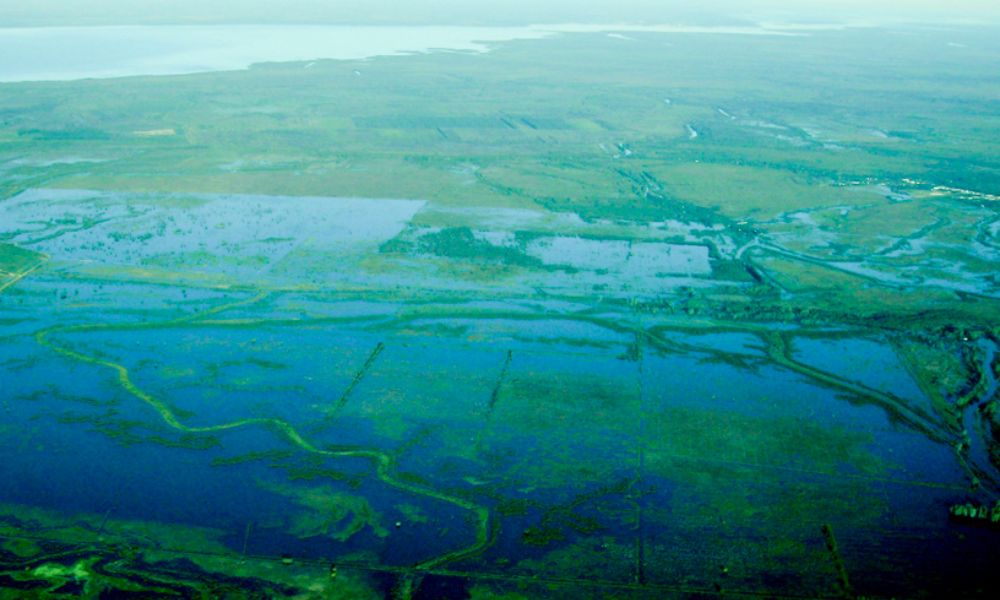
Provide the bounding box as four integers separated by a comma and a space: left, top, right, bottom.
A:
0, 23, 808, 83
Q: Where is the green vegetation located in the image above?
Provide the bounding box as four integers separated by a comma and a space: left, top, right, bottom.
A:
262, 483, 389, 542
1, 20, 999, 600
0, 243, 46, 293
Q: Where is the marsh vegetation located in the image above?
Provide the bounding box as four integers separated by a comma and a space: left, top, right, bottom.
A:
1, 11, 999, 599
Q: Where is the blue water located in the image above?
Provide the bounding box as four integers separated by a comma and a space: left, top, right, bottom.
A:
1, 271, 993, 596
792, 335, 928, 405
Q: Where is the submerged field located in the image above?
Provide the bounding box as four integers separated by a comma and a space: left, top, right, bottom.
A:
1, 22, 999, 599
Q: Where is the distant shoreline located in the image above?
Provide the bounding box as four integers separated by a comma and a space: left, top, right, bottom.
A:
0, 22, 842, 83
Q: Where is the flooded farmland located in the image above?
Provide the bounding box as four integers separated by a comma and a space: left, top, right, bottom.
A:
2, 8, 999, 600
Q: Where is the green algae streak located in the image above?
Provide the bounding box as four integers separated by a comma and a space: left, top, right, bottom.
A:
33, 291, 493, 571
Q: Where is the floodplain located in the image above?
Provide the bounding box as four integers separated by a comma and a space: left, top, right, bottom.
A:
1, 17, 999, 600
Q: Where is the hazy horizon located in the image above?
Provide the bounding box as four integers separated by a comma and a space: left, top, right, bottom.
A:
1, 0, 998, 27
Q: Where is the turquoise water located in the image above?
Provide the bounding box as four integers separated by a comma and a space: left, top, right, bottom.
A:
0, 23, 807, 83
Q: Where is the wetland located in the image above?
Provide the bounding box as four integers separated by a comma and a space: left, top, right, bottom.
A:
1, 13, 999, 600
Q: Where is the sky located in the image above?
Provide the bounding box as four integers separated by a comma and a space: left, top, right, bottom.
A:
0, 0, 997, 27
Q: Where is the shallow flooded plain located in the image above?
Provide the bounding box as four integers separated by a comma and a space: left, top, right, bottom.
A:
1, 19, 999, 600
